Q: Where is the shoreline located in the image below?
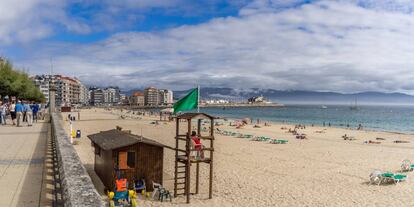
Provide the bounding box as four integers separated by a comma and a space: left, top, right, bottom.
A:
217, 116, 414, 136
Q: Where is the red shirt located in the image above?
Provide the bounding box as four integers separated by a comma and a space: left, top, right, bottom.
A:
191, 136, 202, 149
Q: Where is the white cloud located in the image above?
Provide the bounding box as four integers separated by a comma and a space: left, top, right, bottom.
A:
0, 0, 93, 44
0, 0, 247, 44
10, 0, 414, 94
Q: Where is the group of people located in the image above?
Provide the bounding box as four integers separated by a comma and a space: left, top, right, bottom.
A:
0, 100, 45, 127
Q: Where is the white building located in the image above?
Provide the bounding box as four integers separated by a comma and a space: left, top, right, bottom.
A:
144, 87, 159, 106
32, 75, 88, 106
103, 87, 120, 104
78, 80, 89, 105
159, 89, 173, 105
32, 75, 52, 103
206, 99, 229, 104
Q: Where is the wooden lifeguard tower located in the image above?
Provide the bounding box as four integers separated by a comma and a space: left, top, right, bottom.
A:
174, 113, 215, 203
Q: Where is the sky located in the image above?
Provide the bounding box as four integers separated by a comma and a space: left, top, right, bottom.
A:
2, 0, 414, 94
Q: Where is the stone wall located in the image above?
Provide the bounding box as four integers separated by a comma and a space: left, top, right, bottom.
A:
51, 113, 105, 207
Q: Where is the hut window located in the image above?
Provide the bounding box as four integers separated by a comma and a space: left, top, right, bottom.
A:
118, 151, 135, 169
127, 151, 136, 168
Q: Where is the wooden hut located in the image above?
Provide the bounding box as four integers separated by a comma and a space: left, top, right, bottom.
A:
88, 129, 165, 191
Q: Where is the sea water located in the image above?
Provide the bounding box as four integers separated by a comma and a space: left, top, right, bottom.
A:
199, 105, 414, 134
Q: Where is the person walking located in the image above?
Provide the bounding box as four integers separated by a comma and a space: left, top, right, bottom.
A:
9, 101, 16, 125
15, 100, 24, 127
31, 102, 39, 123
0, 101, 4, 125
0, 103, 9, 125
22, 102, 27, 123
24, 101, 33, 126
40, 103, 46, 120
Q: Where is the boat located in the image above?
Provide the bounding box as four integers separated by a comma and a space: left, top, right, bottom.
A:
321, 105, 328, 109
350, 98, 359, 110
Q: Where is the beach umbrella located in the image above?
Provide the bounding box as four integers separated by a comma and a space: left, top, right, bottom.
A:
161, 108, 174, 113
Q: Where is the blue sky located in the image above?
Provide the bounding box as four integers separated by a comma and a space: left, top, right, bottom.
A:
2, 0, 414, 94
47, 1, 246, 43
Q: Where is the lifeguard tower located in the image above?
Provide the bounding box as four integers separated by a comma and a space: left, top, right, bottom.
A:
174, 113, 215, 203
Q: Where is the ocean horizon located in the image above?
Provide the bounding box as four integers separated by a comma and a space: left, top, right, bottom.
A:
197, 104, 414, 134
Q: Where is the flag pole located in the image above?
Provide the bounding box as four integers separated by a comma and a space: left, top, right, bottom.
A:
197, 85, 200, 113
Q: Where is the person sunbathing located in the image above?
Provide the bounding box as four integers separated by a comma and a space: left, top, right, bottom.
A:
394, 140, 409, 143
364, 140, 381, 144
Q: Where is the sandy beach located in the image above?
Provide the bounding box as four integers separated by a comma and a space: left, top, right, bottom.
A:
63, 108, 414, 207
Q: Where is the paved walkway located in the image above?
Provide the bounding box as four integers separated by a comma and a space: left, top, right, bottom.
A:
0, 121, 49, 206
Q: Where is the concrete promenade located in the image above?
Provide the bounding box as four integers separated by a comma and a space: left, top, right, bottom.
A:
0, 120, 49, 206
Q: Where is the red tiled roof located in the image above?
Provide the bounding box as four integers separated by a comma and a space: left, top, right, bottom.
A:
132, 91, 144, 97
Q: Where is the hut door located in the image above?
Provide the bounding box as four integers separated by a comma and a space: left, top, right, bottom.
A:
118, 152, 128, 169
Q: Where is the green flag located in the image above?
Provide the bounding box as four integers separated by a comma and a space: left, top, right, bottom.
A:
173, 88, 198, 113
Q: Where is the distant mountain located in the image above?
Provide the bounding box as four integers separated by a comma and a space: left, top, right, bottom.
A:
174, 88, 414, 105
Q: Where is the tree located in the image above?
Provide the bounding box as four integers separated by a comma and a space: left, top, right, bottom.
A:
0, 59, 45, 102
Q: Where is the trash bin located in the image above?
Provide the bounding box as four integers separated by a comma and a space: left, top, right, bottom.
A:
76, 130, 81, 138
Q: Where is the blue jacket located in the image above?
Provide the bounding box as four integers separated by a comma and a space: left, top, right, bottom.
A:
15, 103, 24, 112
31, 104, 39, 113
24, 104, 32, 112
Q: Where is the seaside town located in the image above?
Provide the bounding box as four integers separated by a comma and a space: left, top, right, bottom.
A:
31, 74, 174, 107
3, 1, 414, 207
3, 55, 414, 207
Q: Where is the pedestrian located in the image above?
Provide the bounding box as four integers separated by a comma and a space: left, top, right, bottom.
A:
2, 102, 8, 125
39, 103, 45, 120
24, 101, 33, 126
0, 101, 4, 125
15, 100, 24, 127
9, 101, 16, 125
22, 101, 27, 123
31, 102, 39, 123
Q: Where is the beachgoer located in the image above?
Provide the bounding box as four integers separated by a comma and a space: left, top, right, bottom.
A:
15, 100, 24, 127
191, 131, 204, 159
24, 101, 33, 126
